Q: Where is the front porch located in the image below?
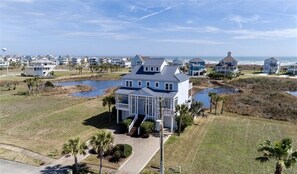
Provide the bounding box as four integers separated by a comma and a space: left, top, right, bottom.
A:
115, 92, 177, 132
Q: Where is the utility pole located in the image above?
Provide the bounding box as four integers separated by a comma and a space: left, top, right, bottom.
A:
159, 97, 164, 174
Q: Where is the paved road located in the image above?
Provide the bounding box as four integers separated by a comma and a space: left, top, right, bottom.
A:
0, 159, 39, 174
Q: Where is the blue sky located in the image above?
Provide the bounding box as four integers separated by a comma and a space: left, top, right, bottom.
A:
0, 0, 296, 56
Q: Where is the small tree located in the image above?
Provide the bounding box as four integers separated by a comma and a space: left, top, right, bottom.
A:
62, 137, 87, 172
189, 101, 204, 117
220, 96, 226, 114
102, 95, 116, 123
256, 138, 297, 174
175, 104, 190, 136
90, 130, 114, 174
208, 92, 217, 113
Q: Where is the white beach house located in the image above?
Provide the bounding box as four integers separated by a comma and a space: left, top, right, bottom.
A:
115, 58, 192, 132
286, 63, 297, 75
24, 60, 56, 77
263, 57, 280, 74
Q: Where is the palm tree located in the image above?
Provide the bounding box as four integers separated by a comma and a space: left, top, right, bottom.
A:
208, 92, 217, 113
62, 137, 87, 172
220, 96, 226, 114
24, 78, 34, 95
189, 101, 204, 117
256, 138, 297, 174
175, 104, 189, 136
90, 130, 114, 174
213, 95, 221, 115
102, 95, 116, 123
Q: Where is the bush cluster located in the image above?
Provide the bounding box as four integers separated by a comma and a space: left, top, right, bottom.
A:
110, 144, 132, 163
176, 114, 194, 132
140, 120, 154, 138
119, 118, 133, 133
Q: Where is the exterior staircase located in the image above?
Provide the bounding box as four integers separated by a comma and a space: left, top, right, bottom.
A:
127, 115, 145, 137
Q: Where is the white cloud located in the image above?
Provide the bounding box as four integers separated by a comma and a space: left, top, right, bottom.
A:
63, 31, 142, 40
165, 25, 220, 33
154, 39, 227, 45
229, 28, 297, 39
186, 20, 194, 24
24, 12, 45, 16
225, 15, 260, 28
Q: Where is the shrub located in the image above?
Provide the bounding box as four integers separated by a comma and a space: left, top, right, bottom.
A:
119, 118, 133, 133
44, 81, 55, 88
140, 120, 154, 134
176, 113, 193, 132
112, 144, 132, 159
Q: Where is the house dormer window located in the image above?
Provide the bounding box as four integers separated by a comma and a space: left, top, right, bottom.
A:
125, 80, 132, 87
150, 67, 154, 71
165, 82, 173, 90
145, 67, 148, 71
156, 67, 159, 71
146, 81, 150, 87
138, 81, 142, 86
155, 82, 159, 88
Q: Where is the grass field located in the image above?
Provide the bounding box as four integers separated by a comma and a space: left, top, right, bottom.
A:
0, 77, 119, 159
143, 113, 297, 174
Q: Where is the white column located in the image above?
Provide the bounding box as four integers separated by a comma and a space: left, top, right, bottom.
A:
117, 109, 119, 124
170, 116, 174, 132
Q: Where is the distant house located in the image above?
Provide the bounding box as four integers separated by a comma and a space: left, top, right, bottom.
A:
188, 58, 206, 76
0, 58, 9, 68
57, 56, 69, 65
263, 57, 280, 74
286, 63, 297, 75
131, 55, 150, 69
89, 57, 99, 65
24, 60, 56, 77
70, 57, 82, 65
115, 58, 192, 132
172, 58, 185, 67
215, 51, 238, 75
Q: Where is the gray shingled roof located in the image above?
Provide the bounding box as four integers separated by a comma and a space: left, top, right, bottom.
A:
123, 65, 189, 82
266, 57, 278, 61
189, 58, 205, 63
143, 58, 165, 66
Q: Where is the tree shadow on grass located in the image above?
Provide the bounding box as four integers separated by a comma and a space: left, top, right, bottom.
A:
82, 111, 122, 134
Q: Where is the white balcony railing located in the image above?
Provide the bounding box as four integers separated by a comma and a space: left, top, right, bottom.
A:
116, 103, 129, 110
128, 115, 138, 133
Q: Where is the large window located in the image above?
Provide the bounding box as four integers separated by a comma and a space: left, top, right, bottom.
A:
155, 82, 159, 88
146, 81, 150, 87
145, 67, 148, 71
150, 67, 154, 71
138, 81, 142, 86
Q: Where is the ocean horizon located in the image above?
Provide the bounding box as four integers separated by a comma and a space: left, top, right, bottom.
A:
156, 56, 297, 65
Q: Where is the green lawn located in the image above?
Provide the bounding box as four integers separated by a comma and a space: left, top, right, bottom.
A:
144, 113, 297, 174
0, 84, 115, 159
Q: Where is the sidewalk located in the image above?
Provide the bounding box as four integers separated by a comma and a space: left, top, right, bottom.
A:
113, 131, 171, 174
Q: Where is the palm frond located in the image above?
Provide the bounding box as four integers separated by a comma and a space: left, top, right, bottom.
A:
255, 156, 269, 163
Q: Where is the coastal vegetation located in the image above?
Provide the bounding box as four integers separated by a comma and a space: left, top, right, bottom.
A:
225, 77, 297, 122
